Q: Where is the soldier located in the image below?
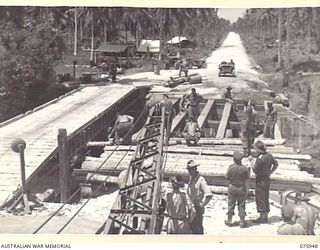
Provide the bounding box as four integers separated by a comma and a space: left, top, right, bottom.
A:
263, 102, 277, 139
109, 57, 118, 82
224, 86, 237, 111
111, 113, 134, 145
185, 88, 203, 121
186, 160, 212, 234
241, 100, 257, 156
225, 151, 250, 228
182, 117, 201, 146
179, 58, 188, 77
278, 205, 306, 235
161, 94, 176, 145
250, 140, 278, 224
293, 203, 318, 235
166, 175, 194, 234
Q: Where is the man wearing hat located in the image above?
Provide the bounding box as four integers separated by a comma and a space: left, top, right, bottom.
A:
186, 160, 212, 234
241, 100, 258, 156
224, 86, 238, 112
224, 87, 233, 101
250, 140, 278, 224
166, 175, 194, 234
225, 151, 250, 228
185, 88, 203, 121
161, 94, 176, 145
278, 204, 306, 235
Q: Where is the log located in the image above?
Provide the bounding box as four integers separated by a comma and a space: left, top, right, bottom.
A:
216, 101, 232, 138
169, 137, 286, 146
198, 99, 215, 129
80, 157, 317, 183
100, 145, 311, 161
93, 153, 304, 172
103, 144, 297, 155
75, 167, 312, 192
100, 151, 301, 166
171, 111, 187, 132
164, 146, 312, 161
85, 174, 119, 184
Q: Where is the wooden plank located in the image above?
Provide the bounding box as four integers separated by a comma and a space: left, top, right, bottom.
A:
197, 99, 215, 129
171, 111, 187, 132
216, 101, 232, 138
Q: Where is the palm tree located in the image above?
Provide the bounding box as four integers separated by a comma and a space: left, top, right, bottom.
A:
277, 8, 282, 69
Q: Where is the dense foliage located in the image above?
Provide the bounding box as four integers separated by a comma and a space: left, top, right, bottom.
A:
0, 20, 65, 121
234, 8, 320, 70
0, 7, 230, 121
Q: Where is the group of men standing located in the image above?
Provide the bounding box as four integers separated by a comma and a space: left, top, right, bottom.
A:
165, 140, 317, 235
224, 87, 278, 156
164, 139, 279, 234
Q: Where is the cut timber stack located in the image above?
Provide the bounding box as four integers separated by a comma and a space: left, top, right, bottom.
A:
75, 140, 318, 197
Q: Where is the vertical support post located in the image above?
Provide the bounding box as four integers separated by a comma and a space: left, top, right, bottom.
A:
19, 144, 30, 214
292, 118, 300, 150
58, 128, 71, 203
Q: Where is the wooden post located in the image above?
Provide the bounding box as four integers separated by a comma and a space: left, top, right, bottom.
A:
298, 119, 305, 150
292, 118, 300, 150
58, 128, 71, 203
19, 144, 31, 214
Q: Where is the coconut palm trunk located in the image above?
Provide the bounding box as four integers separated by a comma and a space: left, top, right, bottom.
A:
74, 7, 77, 56
90, 10, 94, 64
277, 8, 282, 69
158, 9, 163, 61
285, 8, 291, 71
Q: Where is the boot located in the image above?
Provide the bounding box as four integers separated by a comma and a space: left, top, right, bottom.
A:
240, 216, 247, 228
252, 213, 263, 224
261, 212, 268, 224
252, 213, 268, 224
224, 215, 233, 227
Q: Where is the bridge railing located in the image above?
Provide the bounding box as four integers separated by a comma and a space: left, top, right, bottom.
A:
57, 86, 149, 202
279, 114, 319, 151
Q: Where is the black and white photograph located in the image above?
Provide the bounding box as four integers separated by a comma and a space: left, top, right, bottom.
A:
0, 4, 319, 238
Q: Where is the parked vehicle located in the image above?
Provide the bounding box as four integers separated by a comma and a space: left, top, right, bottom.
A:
218, 61, 236, 77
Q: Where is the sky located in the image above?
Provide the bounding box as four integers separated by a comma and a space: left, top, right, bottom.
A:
217, 8, 247, 23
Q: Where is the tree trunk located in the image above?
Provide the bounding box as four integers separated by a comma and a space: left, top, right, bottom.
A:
307, 7, 312, 53
90, 11, 94, 63
135, 24, 139, 49
68, 24, 72, 51
158, 9, 163, 61
73, 8, 77, 56
277, 8, 282, 69
314, 8, 320, 53
104, 22, 107, 44
285, 8, 291, 71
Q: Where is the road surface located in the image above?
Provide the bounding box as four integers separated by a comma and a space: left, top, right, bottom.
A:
124, 32, 269, 100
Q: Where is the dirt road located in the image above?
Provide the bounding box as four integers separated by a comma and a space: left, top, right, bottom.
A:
123, 32, 270, 100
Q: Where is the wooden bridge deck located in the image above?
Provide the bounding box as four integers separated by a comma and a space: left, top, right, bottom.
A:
0, 84, 140, 205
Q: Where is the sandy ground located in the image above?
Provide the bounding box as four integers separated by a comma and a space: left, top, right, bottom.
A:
1, 32, 319, 236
